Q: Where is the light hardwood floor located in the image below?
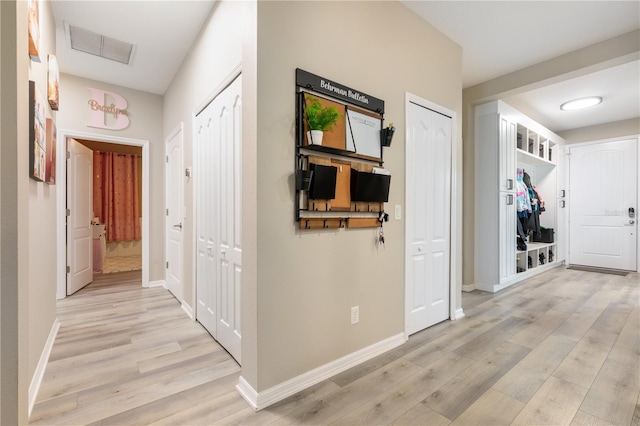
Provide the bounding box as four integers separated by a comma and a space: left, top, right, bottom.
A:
31, 267, 639, 425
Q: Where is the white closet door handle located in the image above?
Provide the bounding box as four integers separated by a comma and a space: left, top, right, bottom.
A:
506, 179, 514, 190
506, 194, 514, 205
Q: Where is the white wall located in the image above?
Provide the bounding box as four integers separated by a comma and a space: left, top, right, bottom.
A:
558, 118, 640, 144
56, 73, 164, 281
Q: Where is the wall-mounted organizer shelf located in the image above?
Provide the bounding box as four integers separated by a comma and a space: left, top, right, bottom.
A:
295, 69, 393, 229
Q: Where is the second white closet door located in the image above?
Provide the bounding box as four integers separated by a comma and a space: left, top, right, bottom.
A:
195, 75, 242, 364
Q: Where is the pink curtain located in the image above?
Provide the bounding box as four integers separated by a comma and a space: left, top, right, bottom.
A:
93, 151, 141, 242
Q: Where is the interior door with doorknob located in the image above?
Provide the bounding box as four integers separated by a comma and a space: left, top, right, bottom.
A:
165, 125, 184, 301
569, 138, 637, 270
67, 139, 93, 295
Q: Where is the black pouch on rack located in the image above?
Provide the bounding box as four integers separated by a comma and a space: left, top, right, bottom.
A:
532, 228, 554, 243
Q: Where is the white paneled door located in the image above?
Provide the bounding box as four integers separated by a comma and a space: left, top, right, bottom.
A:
406, 99, 452, 335
67, 139, 93, 295
569, 139, 637, 271
165, 125, 184, 301
195, 75, 242, 363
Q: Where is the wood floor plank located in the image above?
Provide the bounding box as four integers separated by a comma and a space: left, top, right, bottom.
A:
329, 318, 452, 388
571, 410, 616, 425
421, 341, 530, 420
511, 376, 588, 425
552, 306, 607, 342
507, 309, 570, 349
493, 334, 576, 402
453, 316, 530, 360
615, 305, 640, 351
390, 400, 452, 426
579, 342, 640, 425
450, 388, 525, 425
590, 302, 634, 336
95, 373, 240, 426
331, 352, 474, 426
552, 328, 617, 389
274, 358, 422, 425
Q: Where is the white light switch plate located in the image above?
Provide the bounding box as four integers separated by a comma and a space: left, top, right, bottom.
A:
395, 205, 402, 220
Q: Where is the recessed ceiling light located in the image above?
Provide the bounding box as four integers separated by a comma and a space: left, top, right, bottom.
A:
560, 96, 603, 111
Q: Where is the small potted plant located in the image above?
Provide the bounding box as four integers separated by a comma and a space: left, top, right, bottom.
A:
305, 96, 341, 145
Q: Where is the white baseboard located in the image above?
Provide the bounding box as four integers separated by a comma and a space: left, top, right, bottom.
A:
236, 332, 405, 411
452, 308, 465, 320
148, 280, 166, 288
29, 319, 60, 418
462, 283, 476, 292
181, 301, 194, 319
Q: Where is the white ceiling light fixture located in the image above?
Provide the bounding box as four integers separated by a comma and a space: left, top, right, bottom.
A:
560, 96, 603, 111
67, 23, 135, 66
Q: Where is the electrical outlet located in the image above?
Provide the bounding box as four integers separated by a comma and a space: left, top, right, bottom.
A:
351, 306, 359, 324
395, 205, 402, 220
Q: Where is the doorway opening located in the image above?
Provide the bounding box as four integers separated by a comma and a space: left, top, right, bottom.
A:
56, 130, 150, 299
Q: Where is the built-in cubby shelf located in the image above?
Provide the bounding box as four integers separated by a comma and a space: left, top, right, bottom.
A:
516, 242, 557, 273
475, 100, 566, 293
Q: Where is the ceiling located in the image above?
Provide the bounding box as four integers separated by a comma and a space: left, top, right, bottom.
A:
51, 1, 639, 133
51, 0, 216, 95
402, 1, 640, 133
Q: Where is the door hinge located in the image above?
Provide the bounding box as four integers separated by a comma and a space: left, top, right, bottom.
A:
166, 261, 169, 269
66, 209, 70, 216
66, 266, 70, 273
166, 155, 169, 163
66, 151, 71, 160
166, 208, 169, 216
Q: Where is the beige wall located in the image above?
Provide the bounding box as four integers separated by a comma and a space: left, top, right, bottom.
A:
27, 0, 58, 392
1, 0, 56, 422
558, 118, 640, 144
253, 1, 462, 391
57, 73, 164, 281
0, 2, 28, 423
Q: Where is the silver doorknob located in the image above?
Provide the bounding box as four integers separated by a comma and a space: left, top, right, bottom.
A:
173, 223, 182, 230
630, 220, 635, 225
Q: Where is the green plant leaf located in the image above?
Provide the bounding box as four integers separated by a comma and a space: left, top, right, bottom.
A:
306, 96, 341, 131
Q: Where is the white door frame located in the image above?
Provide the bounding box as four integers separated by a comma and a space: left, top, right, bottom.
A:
56, 129, 150, 299
567, 135, 640, 271
404, 92, 462, 338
